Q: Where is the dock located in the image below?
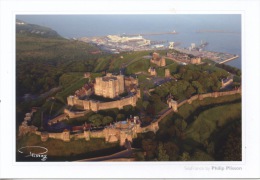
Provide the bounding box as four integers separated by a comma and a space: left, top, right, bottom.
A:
219, 55, 239, 64
129, 31, 178, 36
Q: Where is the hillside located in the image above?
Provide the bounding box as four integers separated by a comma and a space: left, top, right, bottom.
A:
16, 20, 102, 97
16, 19, 61, 38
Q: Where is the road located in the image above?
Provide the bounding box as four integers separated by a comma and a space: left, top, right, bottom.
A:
75, 140, 133, 162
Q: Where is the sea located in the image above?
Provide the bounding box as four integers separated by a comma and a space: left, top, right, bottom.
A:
17, 14, 241, 69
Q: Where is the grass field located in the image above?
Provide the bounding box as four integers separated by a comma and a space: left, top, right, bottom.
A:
17, 133, 120, 161
17, 34, 99, 62
185, 102, 241, 143
137, 74, 155, 89
55, 78, 89, 104
177, 94, 241, 120
158, 94, 241, 136
125, 59, 151, 75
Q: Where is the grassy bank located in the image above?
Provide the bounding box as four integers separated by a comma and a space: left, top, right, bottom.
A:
185, 102, 241, 143
55, 78, 89, 104
17, 134, 121, 161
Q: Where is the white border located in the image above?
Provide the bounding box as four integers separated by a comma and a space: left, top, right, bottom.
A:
1, 0, 260, 178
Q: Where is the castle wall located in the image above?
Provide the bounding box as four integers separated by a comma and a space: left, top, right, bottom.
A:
64, 109, 88, 118
172, 89, 241, 111
70, 133, 85, 140
48, 114, 67, 125
67, 93, 139, 112
25, 88, 241, 145
48, 132, 63, 139
150, 52, 166, 67
90, 130, 105, 138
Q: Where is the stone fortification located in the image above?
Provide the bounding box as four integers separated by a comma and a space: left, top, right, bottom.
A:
221, 77, 233, 88
166, 52, 201, 64
63, 109, 88, 118
18, 110, 38, 136
94, 73, 125, 99
150, 52, 166, 67
19, 88, 241, 147
148, 67, 157, 76
165, 69, 171, 77
190, 57, 201, 64
67, 93, 139, 112
168, 88, 241, 112
36, 117, 145, 145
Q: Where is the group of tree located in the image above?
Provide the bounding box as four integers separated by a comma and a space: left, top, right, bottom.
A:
88, 114, 113, 127
215, 63, 241, 76
154, 64, 230, 101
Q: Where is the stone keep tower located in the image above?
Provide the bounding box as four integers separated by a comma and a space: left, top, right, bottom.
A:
94, 73, 125, 99
62, 129, 70, 142
165, 69, 171, 77
168, 99, 178, 112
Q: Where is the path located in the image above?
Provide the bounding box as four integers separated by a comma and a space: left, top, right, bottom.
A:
75, 148, 133, 162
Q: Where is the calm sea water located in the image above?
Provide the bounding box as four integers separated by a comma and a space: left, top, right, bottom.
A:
17, 15, 241, 69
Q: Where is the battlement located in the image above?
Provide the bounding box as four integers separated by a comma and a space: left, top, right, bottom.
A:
66, 93, 139, 112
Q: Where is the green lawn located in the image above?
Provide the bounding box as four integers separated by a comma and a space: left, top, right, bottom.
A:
185, 102, 241, 143
55, 78, 89, 104
17, 133, 120, 160
177, 94, 241, 120
137, 74, 155, 89
125, 59, 150, 74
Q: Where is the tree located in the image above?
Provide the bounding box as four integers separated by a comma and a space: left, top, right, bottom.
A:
192, 81, 205, 94
142, 100, 150, 110
180, 152, 190, 161
157, 142, 169, 161
102, 116, 113, 125
185, 85, 196, 98
89, 114, 103, 126
223, 125, 241, 161
164, 141, 180, 161
93, 119, 102, 127
190, 150, 214, 161
116, 114, 125, 121
142, 139, 157, 160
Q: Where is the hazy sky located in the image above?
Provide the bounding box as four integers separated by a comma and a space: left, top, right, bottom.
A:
17, 14, 241, 38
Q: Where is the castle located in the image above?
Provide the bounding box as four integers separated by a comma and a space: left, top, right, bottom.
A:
190, 57, 201, 64
19, 88, 241, 146
150, 52, 166, 67
94, 73, 125, 99
165, 69, 171, 77
67, 73, 140, 112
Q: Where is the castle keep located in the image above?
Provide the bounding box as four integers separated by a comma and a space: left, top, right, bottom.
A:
67, 73, 140, 112
94, 73, 125, 98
